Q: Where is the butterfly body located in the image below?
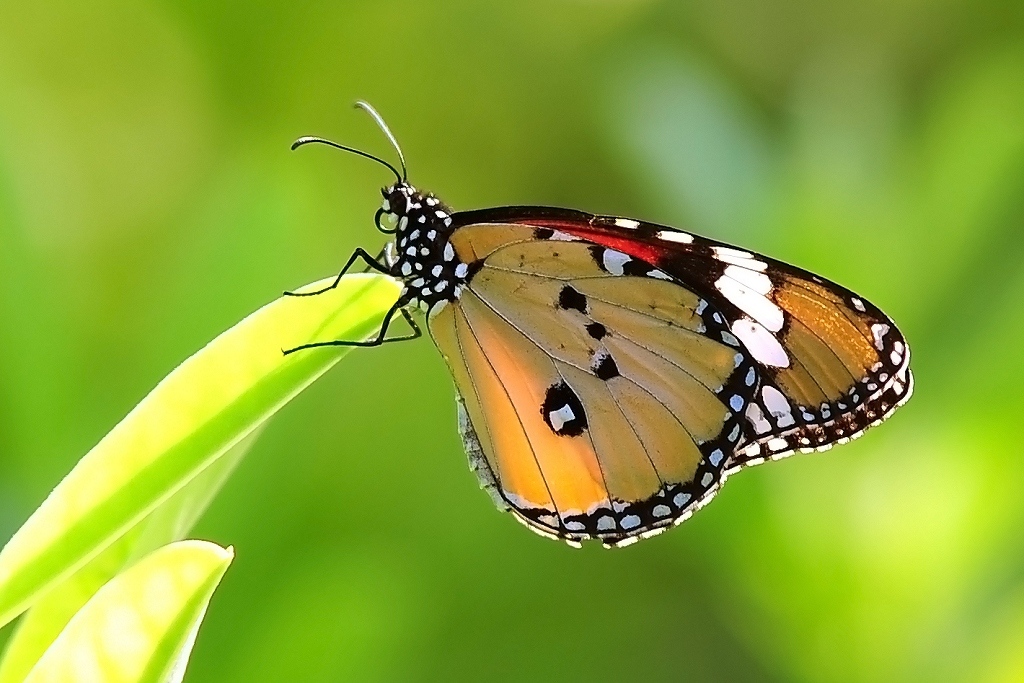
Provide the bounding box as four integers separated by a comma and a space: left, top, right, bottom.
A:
290, 105, 912, 548
379, 185, 466, 311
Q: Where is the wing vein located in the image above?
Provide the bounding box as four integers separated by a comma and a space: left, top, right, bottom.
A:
455, 307, 564, 528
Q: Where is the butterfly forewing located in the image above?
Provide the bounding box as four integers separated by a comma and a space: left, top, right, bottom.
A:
448, 208, 913, 475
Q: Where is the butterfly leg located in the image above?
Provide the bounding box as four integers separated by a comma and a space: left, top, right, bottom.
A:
281, 299, 421, 355
283, 247, 391, 297
360, 247, 387, 273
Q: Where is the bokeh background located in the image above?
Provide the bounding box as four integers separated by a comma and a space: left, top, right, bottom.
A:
2, 1, 1024, 681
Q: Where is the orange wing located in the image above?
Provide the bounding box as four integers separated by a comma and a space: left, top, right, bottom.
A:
447, 209, 913, 473
429, 225, 756, 546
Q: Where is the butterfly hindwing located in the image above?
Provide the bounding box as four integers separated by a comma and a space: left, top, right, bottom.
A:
430, 222, 757, 545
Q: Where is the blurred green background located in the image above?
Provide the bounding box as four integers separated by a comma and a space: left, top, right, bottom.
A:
2, 1, 1024, 681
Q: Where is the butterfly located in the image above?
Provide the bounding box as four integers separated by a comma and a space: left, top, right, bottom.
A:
286, 102, 914, 548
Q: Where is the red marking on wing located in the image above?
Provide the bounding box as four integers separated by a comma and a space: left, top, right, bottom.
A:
529, 219, 669, 266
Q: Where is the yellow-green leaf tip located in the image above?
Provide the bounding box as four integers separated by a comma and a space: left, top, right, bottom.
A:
23, 540, 233, 683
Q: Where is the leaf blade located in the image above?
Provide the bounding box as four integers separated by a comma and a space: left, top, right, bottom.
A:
0, 274, 400, 628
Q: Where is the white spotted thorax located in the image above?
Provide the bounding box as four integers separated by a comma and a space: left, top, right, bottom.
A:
379, 182, 470, 313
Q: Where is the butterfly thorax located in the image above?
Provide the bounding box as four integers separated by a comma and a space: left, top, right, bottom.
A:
379, 183, 470, 311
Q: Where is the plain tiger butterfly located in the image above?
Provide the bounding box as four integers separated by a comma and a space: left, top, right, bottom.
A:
285, 102, 914, 548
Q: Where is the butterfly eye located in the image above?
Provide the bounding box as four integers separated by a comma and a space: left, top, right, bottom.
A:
388, 190, 410, 215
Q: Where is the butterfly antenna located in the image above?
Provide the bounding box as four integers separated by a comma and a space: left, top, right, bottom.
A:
290, 136, 403, 184
354, 100, 408, 182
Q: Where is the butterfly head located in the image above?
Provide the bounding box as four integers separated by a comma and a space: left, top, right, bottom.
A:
377, 183, 454, 235
377, 182, 416, 232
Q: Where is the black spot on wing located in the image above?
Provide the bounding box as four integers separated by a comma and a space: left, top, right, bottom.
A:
557, 285, 588, 314
541, 382, 588, 437
534, 227, 554, 240
592, 353, 619, 380
621, 259, 652, 277
586, 322, 607, 340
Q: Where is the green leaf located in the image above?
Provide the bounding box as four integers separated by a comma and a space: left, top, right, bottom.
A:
0, 274, 401, 630
22, 540, 233, 683
0, 428, 264, 683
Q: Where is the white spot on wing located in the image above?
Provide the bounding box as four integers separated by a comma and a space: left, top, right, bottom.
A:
602, 249, 631, 276
762, 385, 795, 428
614, 218, 640, 229
871, 323, 890, 351
724, 265, 772, 294
761, 385, 790, 417
548, 404, 575, 432
717, 246, 752, 259
745, 403, 771, 434
732, 319, 790, 367
716, 274, 784, 332
656, 230, 693, 244
713, 246, 768, 271
621, 515, 641, 529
